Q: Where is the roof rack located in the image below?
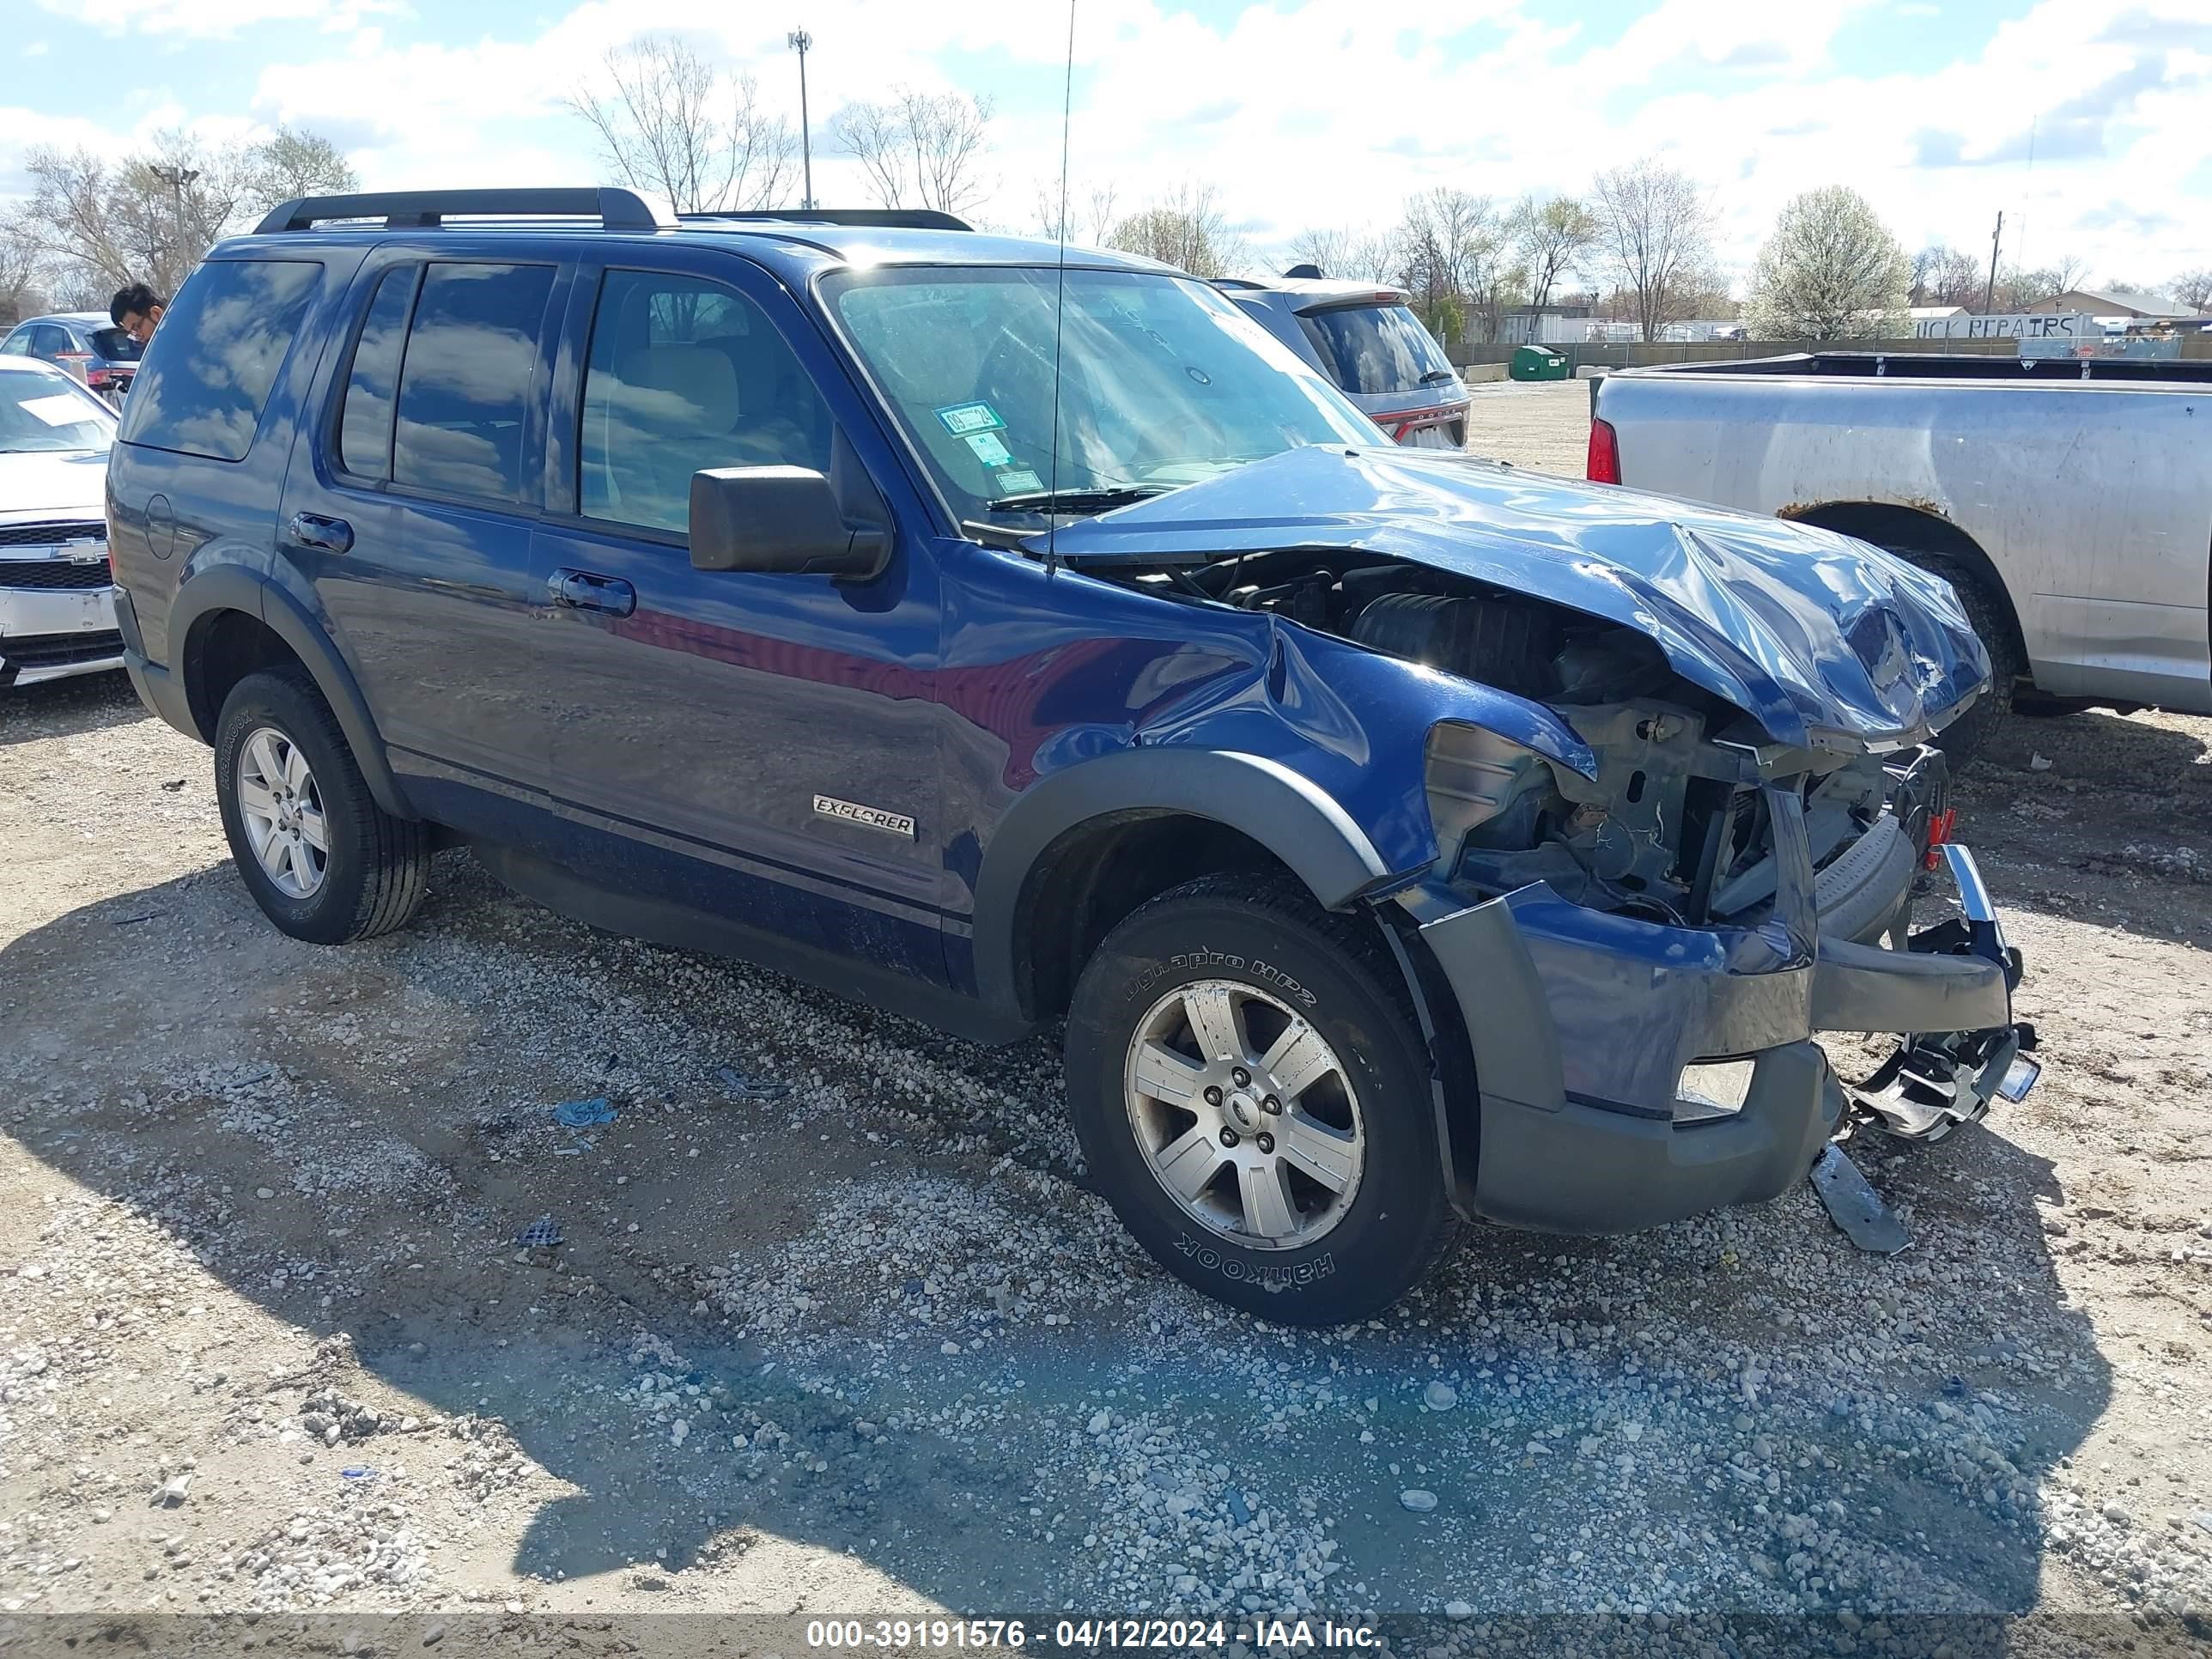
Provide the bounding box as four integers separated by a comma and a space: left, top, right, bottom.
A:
254, 187, 675, 235
677, 208, 973, 232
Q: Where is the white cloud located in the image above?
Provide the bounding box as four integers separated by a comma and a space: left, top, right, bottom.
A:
39, 0, 411, 38
21, 0, 2209, 286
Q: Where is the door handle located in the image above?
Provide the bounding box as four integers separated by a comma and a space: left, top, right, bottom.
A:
286, 511, 353, 555
547, 568, 636, 617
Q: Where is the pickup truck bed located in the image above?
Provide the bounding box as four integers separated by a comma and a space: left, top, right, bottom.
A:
1590, 352, 2212, 729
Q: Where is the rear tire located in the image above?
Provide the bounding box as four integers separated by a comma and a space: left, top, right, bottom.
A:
214, 667, 430, 944
1065, 874, 1455, 1324
1892, 550, 2020, 770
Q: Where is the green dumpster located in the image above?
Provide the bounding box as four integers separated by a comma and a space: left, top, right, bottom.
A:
1510, 344, 1570, 382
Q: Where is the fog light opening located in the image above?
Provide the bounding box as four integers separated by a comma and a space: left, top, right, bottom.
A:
1675, 1057, 1758, 1124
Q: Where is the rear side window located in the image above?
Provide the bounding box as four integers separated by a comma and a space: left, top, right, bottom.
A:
392, 262, 555, 506
1297, 303, 1455, 395
118, 259, 321, 461
337, 266, 419, 480
89, 327, 143, 362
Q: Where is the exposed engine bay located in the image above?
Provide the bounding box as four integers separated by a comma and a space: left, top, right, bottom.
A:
1120, 548, 1920, 939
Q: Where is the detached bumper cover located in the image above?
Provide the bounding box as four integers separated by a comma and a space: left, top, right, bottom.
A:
1402, 795, 2030, 1234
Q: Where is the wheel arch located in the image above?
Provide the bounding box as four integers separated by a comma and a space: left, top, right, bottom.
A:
171, 564, 416, 820
972, 748, 1401, 1023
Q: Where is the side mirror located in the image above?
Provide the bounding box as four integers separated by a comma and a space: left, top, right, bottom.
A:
689, 465, 890, 579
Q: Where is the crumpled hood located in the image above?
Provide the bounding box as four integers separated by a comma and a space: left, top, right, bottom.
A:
1036, 445, 1991, 755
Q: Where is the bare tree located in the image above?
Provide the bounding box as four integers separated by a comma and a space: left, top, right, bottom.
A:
836, 88, 994, 217
0, 228, 42, 327
1286, 226, 1354, 277
1344, 230, 1401, 285
1745, 185, 1911, 339
1588, 161, 1716, 342
839, 99, 908, 209
1392, 188, 1506, 346
1909, 242, 1984, 307
1286, 226, 1399, 283
1106, 183, 1249, 278
14, 134, 240, 301
1031, 179, 1118, 246
1510, 193, 1596, 311
7, 124, 361, 303
243, 125, 359, 213
2171, 268, 2212, 312
2045, 251, 2091, 294
568, 35, 794, 214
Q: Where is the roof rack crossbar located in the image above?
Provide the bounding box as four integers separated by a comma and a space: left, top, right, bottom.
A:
674, 208, 973, 232
254, 187, 675, 235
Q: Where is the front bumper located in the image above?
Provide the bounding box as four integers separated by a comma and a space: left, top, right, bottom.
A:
2, 585, 125, 687
1401, 781, 2032, 1235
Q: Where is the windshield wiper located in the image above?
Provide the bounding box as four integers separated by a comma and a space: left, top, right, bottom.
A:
984, 484, 1176, 516
1419, 369, 1459, 386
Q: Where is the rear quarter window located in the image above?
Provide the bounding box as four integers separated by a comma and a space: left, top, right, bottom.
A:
118, 259, 321, 462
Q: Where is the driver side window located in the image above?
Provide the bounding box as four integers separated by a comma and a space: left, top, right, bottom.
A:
579, 270, 833, 538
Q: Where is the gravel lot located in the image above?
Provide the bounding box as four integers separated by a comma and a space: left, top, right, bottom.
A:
3, 388, 2211, 1656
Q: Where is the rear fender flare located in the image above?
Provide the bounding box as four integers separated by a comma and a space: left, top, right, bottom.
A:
171, 562, 415, 820
970, 747, 1400, 1015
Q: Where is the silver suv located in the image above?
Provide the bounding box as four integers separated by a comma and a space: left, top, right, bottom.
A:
1215, 270, 1468, 448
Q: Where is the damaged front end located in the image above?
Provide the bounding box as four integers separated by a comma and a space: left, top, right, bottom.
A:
1386, 623, 2039, 1232
1048, 445, 2041, 1235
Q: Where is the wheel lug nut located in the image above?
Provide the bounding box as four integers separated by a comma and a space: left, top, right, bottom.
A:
1218, 1127, 1239, 1148
1261, 1096, 1281, 1115
1203, 1085, 1224, 1108
1231, 1067, 1250, 1088
1255, 1133, 1274, 1154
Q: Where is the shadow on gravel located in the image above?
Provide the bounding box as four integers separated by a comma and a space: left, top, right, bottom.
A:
1, 846, 2119, 1620
0, 669, 150, 746
1954, 708, 2212, 951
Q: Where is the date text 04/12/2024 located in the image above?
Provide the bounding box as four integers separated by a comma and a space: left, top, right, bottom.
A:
804, 1619, 1383, 1650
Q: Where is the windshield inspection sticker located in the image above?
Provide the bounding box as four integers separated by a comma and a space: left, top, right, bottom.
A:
963, 430, 1012, 467
992, 469, 1044, 495
935, 401, 1005, 436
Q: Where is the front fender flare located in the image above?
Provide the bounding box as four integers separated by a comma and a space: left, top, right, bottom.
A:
970, 746, 1401, 1014
171, 562, 416, 820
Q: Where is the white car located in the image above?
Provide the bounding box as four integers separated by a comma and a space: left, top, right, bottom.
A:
0, 356, 120, 689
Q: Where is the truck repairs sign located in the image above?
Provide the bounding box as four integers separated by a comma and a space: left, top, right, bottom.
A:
1913, 313, 2097, 341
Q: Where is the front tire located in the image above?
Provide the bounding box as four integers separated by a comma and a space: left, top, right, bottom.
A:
214, 667, 430, 944
1065, 875, 1455, 1324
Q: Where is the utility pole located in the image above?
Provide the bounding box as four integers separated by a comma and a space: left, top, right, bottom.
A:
1984, 210, 2003, 313
151, 164, 199, 221
787, 29, 814, 210
150, 165, 201, 289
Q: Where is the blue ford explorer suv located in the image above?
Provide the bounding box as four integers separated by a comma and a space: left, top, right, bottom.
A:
108, 189, 2038, 1324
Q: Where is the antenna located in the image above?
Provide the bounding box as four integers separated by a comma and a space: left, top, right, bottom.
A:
1045, 0, 1076, 576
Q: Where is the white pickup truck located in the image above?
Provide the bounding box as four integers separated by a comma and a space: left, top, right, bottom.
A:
1588, 351, 2212, 759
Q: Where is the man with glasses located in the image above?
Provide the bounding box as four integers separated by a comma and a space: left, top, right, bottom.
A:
110, 283, 167, 347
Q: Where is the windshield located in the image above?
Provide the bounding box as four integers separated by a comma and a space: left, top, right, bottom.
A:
0, 374, 115, 453
823, 265, 1377, 524
1297, 303, 1456, 395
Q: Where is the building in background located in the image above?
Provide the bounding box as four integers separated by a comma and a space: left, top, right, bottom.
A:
2047, 287, 2207, 321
